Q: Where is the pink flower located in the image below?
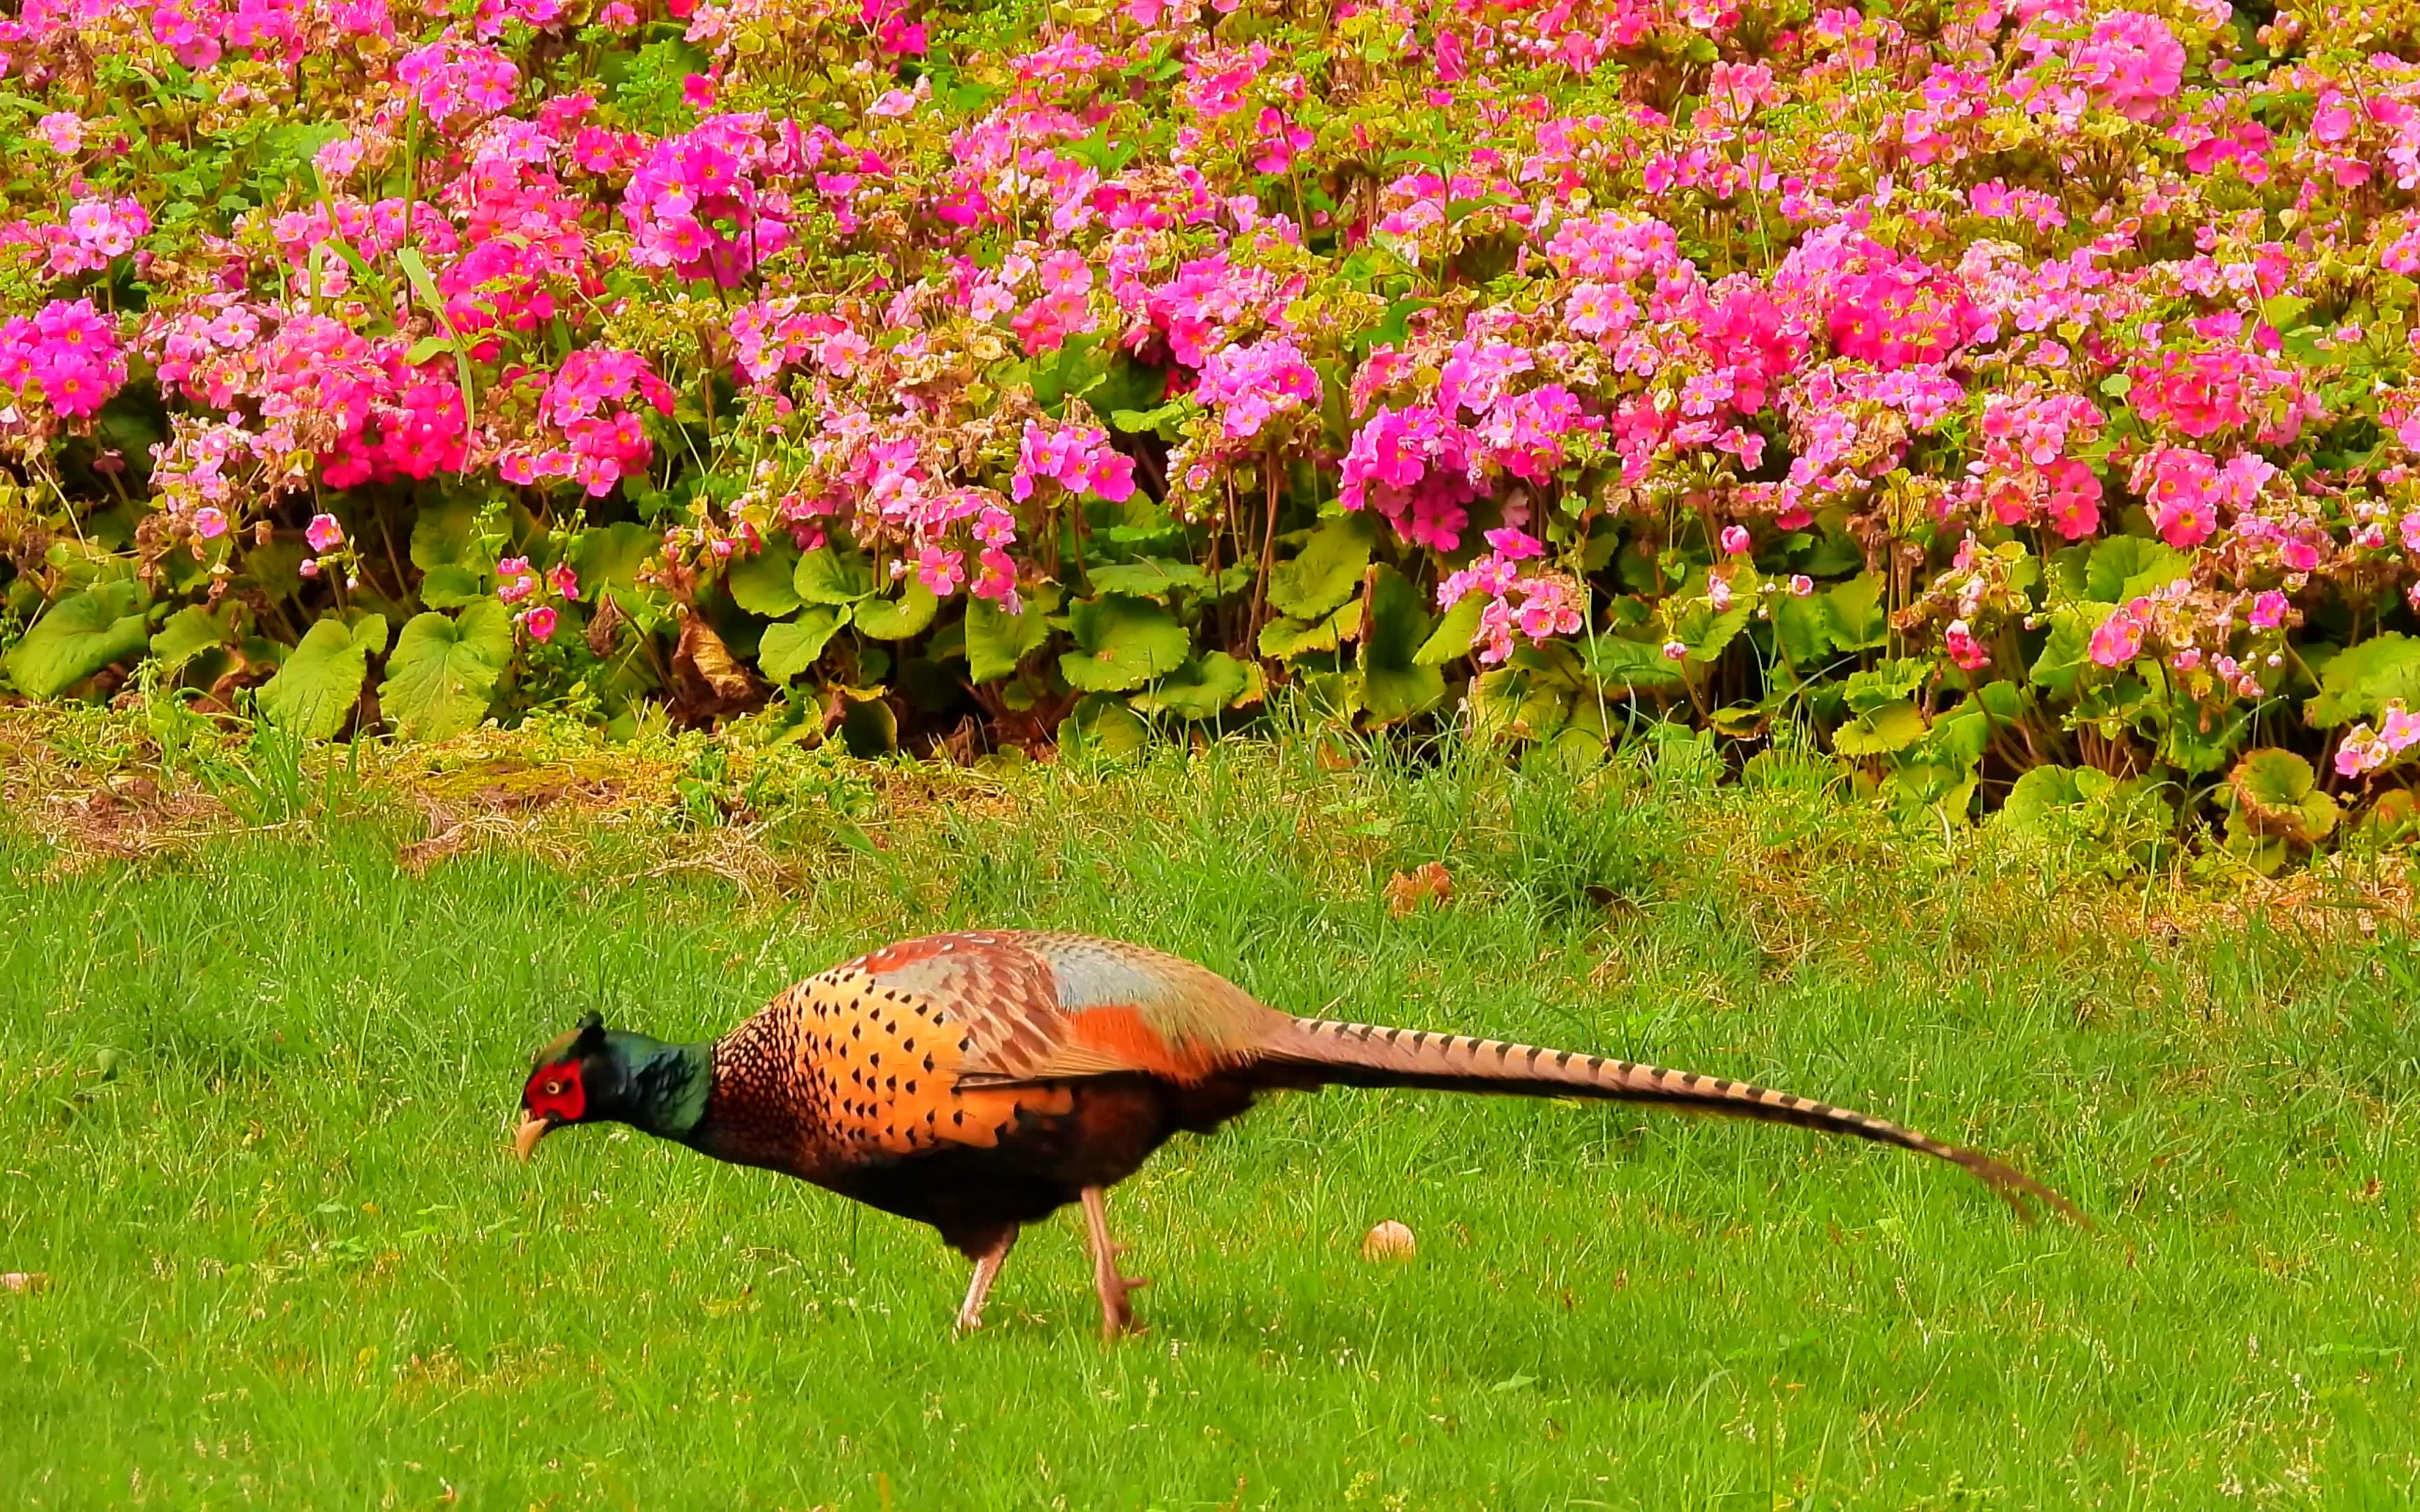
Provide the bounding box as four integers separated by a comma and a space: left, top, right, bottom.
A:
1945, 619, 1989, 671
549, 562, 580, 601
1788, 575, 1814, 597
2248, 590, 2289, 630
305, 514, 344, 552
1662, 640, 1688, 661
193, 507, 228, 540
36, 113, 83, 154
2088, 608, 2144, 667
1719, 524, 1753, 556
496, 556, 537, 604
522, 606, 559, 641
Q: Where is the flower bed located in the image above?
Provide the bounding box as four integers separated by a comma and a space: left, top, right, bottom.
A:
4, 0, 2420, 857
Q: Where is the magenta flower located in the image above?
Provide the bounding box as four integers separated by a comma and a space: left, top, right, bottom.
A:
305, 514, 344, 553
1788, 575, 1814, 598
549, 563, 580, 601
522, 606, 559, 641
2089, 608, 2144, 668
496, 556, 537, 604
36, 113, 84, 154
193, 507, 228, 540
1719, 525, 1752, 556
2249, 590, 2289, 630
1945, 620, 1989, 671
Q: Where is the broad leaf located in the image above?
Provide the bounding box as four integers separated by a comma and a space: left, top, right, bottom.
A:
1267, 514, 1376, 620
5, 581, 150, 698
1828, 573, 1889, 649
853, 579, 940, 640
1359, 565, 1445, 724
2028, 607, 2102, 698
1415, 594, 1484, 666
258, 614, 388, 739
2306, 631, 2420, 727
758, 607, 847, 681
966, 597, 1046, 683
1258, 600, 1363, 659
2084, 536, 2190, 603
1579, 634, 1686, 691
151, 603, 239, 673
1059, 692, 1152, 757
1133, 652, 1252, 719
2229, 748, 2339, 843
379, 601, 512, 741
1087, 559, 1209, 601
1060, 594, 1192, 692
1832, 700, 1928, 756
727, 536, 803, 617
1772, 591, 1839, 665
571, 522, 658, 593
795, 545, 877, 606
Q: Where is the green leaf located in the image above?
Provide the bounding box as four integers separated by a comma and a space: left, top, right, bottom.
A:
1058, 692, 1151, 759
726, 537, 803, 617
2307, 632, 2420, 727
1772, 591, 1839, 665
258, 614, 387, 740
418, 564, 486, 609
4, 581, 150, 699
151, 603, 239, 673
2084, 536, 2189, 603
853, 579, 940, 640
835, 690, 898, 757
795, 545, 877, 606
1267, 514, 1377, 620
404, 335, 454, 366
378, 602, 512, 741
1827, 573, 1888, 649
1359, 565, 1445, 724
758, 607, 847, 682
1059, 594, 1192, 692
1832, 700, 1928, 756
2229, 748, 2339, 843
1258, 600, 1363, 659
966, 597, 1046, 683
410, 496, 482, 572
1999, 764, 2112, 827
1415, 594, 1484, 666
1132, 652, 1252, 720
1579, 634, 1686, 691
1087, 558, 1209, 600
571, 522, 658, 591
2028, 608, 2102, 698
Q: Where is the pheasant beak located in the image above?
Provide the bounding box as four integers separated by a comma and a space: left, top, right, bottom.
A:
514, 1116, 554, 1163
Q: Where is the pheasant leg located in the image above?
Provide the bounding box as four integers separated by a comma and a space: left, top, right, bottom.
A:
954, 1227, 1017, 1335
1079, 1185, 1150, 1340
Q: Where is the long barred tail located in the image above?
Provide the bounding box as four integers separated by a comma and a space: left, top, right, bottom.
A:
1265, 1016, 2083, 1226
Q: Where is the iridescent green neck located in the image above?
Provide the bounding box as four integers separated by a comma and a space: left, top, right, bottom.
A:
601, 1030, 714, 1138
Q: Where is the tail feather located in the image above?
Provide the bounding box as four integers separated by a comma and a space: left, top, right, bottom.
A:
1263, 1016, 2083, 1226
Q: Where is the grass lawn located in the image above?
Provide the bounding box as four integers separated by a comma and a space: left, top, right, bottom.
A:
3, 732, 2416, 1508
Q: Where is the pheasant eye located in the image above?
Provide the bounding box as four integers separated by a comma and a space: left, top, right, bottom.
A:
543, 1079, 564, 1096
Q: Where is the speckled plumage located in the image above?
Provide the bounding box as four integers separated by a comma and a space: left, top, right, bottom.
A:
519, 930, 2078, 1338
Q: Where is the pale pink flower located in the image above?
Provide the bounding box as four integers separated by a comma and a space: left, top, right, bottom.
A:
2088, 608, 2144, 667
193, 507, 228, 540
1719, 525, 1753, 555
305, 514, 344, 552
2248, 589, 2288, 629
36, 113, 83, 154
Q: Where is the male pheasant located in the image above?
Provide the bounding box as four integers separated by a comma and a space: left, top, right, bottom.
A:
515, 930, 2076, 1338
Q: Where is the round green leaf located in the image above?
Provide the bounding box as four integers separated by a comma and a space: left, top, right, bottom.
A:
854, 578, 940, 640
258, 614, 389, 740
795, 545, 877, 606
966, 597, 1046, 684
1059, 594, 1191, 692
4, 581, 151, 699
1267, 514, 1377, 621
379, 601, 513, 741
758, 606, 848, 682
727, 537, 803, 617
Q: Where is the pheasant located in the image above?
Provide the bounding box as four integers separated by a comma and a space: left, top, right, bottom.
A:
514, 930, 2077, 1338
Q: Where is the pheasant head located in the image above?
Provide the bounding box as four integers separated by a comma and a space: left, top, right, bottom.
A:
515, 1011, 711, 1160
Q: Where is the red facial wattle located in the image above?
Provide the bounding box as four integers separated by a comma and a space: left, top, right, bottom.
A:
525, 1063, 586, 1123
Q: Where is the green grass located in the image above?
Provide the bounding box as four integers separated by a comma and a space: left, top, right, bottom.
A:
4, 738, 2417, 1508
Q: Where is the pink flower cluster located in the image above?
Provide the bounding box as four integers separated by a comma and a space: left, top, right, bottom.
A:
498, 348, 674, 496
0, 299, 127, 419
